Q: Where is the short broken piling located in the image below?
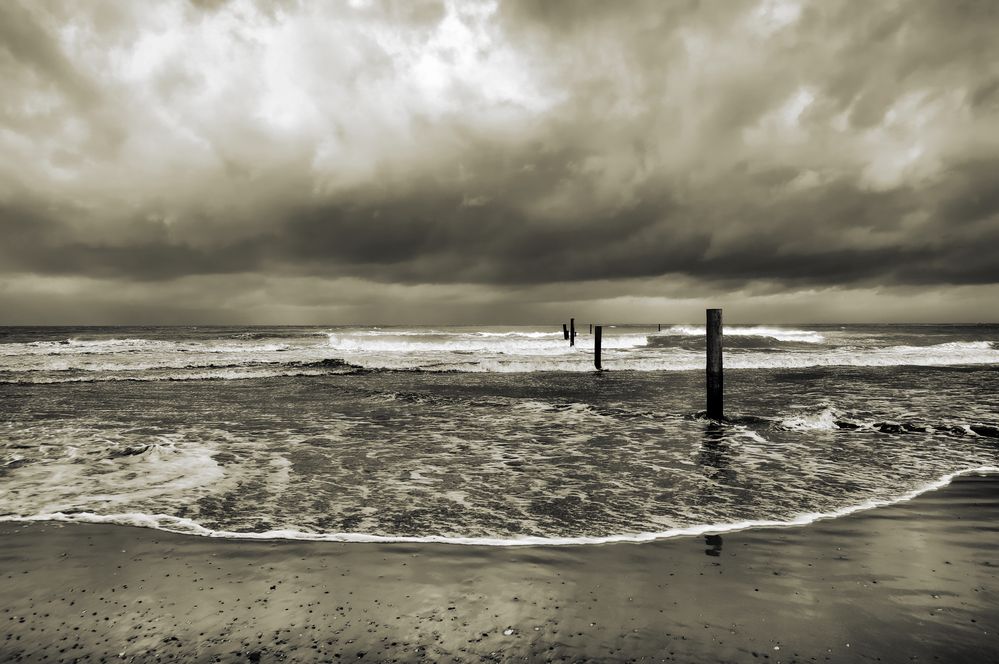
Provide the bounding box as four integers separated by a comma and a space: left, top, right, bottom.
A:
563, 323, 569, 340
706, 308, 723, 420
594, 325, 602, 370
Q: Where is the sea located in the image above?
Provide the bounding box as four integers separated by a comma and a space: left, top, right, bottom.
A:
1, 323, 997, 545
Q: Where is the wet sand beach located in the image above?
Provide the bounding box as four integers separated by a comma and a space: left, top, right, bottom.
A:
2, 472, 998, 663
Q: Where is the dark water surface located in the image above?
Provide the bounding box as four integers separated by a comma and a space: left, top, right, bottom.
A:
1, 324, 997, 542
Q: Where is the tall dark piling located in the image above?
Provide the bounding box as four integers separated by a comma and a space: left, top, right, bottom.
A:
706, 308, 723, 420
562, 324, 569, 340
594, 325, 602, 370
570, 318, 576, 347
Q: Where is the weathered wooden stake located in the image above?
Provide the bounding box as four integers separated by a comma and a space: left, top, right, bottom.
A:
594, 325, 602, 370
562, 323, 569, 340
706, 308, 723, 420
570, 318, 576, 346
589, 323, 592, 334
658, 323, 662, 332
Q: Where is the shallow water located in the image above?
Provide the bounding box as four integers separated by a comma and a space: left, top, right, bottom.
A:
1, 324, 998, 543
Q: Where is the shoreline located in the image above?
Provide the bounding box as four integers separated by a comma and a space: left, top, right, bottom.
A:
7, 465, 999, 547
2, 471, 998, 662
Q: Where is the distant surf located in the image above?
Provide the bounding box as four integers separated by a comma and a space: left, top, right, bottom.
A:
663, 325, 826, 344
2, 325, 997, 382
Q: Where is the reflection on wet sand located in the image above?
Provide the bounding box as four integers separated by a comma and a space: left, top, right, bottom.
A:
697, 421, 738, 489
698, 424, 735, 557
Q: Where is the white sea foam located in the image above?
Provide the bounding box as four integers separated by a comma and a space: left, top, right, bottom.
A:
0, 338, 166, 356
779, 406, 841, 431
326, 332, 649, 355
665, 325, 826, 343
0, 436, 226, 518
887, 341, 993, 353
328, 329, 560, 338
723, 341, 999, 370
475, 331, 563, 338
0, 338, 292, 357
6, 338, 997, 380
324, 338, 999, 373
0, 368, 340, 384
2, 329, 997, 380
6, 467, 997, 547
327, 334, 569, 355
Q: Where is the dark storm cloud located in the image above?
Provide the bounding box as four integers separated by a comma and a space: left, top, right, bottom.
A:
1, 0, 999, 322
4, 156, 995, 287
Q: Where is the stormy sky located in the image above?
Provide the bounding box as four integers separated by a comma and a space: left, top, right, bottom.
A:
2, 0, 998, 324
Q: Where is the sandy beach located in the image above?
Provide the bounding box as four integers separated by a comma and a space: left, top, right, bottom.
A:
0, 472, 996, 663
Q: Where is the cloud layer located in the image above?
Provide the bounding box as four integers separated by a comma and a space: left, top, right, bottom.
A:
2, 0, 998, 322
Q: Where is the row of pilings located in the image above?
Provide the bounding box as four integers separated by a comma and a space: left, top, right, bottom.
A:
562, 309, 723, 420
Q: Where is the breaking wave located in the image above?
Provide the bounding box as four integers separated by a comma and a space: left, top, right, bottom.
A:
0, 338, 292, 356
774, 405, 999, 437
1, 326, 997, 382
325, 332, 648, 354
6, 467, 997, 546
664, 325, 826, 344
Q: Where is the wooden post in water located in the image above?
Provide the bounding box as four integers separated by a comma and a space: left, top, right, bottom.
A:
562, 323, 569, 340
594, 325, 602, 370
658, 323, 662, 332
570, 318, 576, 347
706, 308, 723, 420
589, 323, 592, 334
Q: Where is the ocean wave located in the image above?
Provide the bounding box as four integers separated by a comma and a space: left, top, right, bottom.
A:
0, 434, 226, 519
2, 333, 997, 380
474, 331, 563, 338
664, 325, 825, 344
887, 340, 994, 352
330, 329, 562, 339
332, 338, 999, 372
0, 337, 293, 357
0, 363, 360, 384
773, 405, 999, 437
6, 467, 997, 546
0, 337, 167, 356
778, 406, 844, 431
7, 341, 995, 380
325, 332, 648, 354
